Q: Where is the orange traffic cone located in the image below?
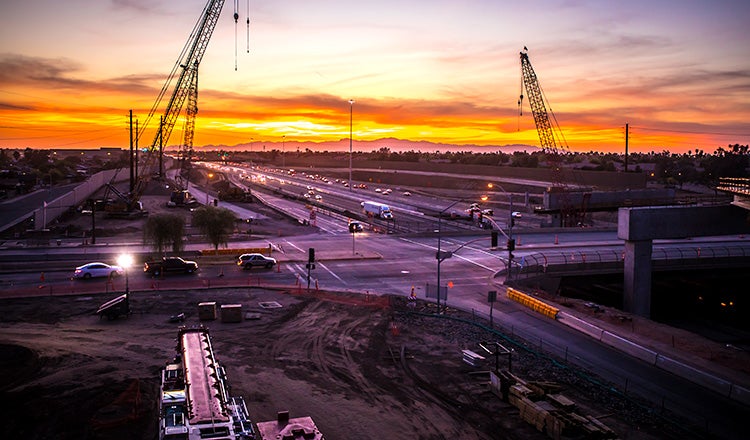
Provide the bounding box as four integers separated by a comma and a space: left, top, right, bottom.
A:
276, 262, 281, 273
554, 235, 559, 245
516, 236, 522, 246
38, 272, 45, 289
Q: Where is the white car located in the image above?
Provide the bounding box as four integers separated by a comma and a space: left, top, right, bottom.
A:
74, 262, 124, 279
237, 253, 277, 269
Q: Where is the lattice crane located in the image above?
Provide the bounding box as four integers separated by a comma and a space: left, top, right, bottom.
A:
104, 0, 227, 213
518, 48, 584, 226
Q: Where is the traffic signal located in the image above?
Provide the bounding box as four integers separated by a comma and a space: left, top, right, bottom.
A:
507, 238, 516, 251
491, 231, 498, 247
308, 247, 315, 263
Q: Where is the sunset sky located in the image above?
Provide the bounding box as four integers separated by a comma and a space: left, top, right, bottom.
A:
1, 0, 749, 154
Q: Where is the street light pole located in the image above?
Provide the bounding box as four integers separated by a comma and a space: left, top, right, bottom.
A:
436, 199, 462, 313
348, 99, 355, 191
282, 135, 286, 168
117, 254, 133, 301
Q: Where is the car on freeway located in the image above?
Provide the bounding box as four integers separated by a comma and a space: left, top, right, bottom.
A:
74, 262, 124, 279
314, 194, 323, 201
348, 221, 364, 233
237, 253, 277, 270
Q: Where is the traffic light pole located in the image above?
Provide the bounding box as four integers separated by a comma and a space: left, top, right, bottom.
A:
508, 196, 514, 280
307, 247, 315, 291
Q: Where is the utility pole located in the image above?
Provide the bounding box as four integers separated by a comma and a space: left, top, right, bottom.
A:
624, 123, 629, 173
159, 115, 164, 179
129, 110, 134, 192
135, 119, 139, 183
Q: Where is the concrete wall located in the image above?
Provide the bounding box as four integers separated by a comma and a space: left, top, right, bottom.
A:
33, 169, 125, 230
544, 189, 676, 211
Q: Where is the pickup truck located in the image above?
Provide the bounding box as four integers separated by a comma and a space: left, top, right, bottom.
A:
143, 257, 198, 276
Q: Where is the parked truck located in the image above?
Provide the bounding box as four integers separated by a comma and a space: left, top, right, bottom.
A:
361, 201, 394, 220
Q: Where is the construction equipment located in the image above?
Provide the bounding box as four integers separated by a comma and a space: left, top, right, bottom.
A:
519, 48, 582, 226
96, 294, 130, 320
103, 0, 228, 216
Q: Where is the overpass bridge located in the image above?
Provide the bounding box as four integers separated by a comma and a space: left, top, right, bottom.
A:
508, 241, 750, 291
717, 177, 750, 210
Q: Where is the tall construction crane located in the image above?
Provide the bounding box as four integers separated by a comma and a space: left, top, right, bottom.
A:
518, 48, 584, 226
104, 0, 227, 214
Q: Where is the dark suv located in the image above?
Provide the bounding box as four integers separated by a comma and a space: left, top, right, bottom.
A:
143, 257, 198, 276
237, 253, 277, 270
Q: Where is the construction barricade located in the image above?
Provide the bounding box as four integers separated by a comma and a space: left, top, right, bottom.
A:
506, 287, 559, 319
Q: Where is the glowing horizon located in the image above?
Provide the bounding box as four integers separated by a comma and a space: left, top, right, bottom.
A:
1, 0, 748, 154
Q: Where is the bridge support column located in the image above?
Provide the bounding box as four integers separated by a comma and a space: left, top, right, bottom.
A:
623, 239, 652, 317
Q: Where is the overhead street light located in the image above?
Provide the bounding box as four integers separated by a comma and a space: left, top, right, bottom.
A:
117, 254, 133, 298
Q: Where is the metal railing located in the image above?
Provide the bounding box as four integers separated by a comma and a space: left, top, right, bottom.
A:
510, 244, 750, 280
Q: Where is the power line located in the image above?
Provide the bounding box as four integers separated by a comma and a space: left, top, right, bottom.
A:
632, 125, 749, 137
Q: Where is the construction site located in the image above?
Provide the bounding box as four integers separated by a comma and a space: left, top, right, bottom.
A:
0, 286, 684, 440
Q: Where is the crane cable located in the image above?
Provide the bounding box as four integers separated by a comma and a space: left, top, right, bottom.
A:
246, 0, 250, 53
518, 47, 526, 131
234, 0, 239, 71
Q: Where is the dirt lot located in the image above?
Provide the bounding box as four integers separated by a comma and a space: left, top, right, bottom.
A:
0, 285, 684, 440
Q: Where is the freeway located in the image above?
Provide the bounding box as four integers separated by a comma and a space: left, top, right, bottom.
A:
2, 165, 748, 439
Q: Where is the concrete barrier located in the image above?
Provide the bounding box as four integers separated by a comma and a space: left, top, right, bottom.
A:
555, 312, 604, 341
200, 246, 272, 256
729, 384, 750, 406
600, 330, 658, 365
557, 312, 750, 407
655, 355, 732, 397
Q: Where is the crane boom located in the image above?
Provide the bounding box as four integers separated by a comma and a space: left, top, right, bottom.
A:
105, 0, 226, 214
519, 48, 583, 227
519, 51, 558, 153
